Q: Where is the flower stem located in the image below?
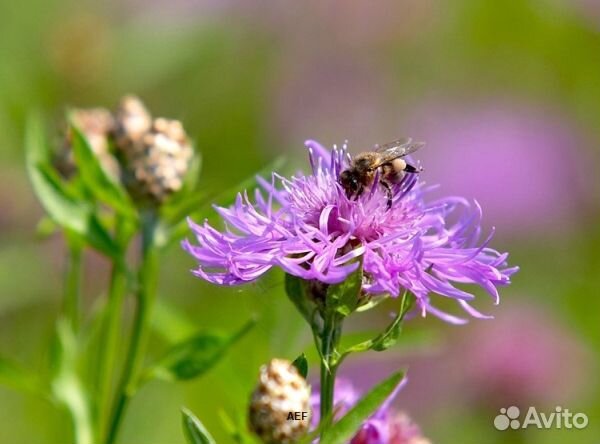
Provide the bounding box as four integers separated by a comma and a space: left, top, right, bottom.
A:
105, 212, 158, 444
63, 237, 83, 333
318, 311, 343, 434
97, 218, 130, 443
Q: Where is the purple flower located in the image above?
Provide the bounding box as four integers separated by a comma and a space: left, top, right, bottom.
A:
457, 302, 594, 407
310, 378, 430, 444
183, 140, 517, 323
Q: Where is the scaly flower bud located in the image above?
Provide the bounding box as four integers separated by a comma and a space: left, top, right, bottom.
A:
120, 117, 194, 204
55, 107, 119, 179
113, 95, 152, 149
249, 359, 311, 444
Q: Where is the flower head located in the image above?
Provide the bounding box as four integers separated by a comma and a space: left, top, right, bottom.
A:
183, 140, 517, 323
113, 95, 194, 205
249, 359, 311, 444
311, 378, 430, 444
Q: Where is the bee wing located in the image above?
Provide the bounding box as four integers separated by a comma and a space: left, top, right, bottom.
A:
373, 138, 424, 164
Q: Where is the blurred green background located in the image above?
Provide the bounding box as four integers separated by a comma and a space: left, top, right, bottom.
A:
1, 0, 599, 443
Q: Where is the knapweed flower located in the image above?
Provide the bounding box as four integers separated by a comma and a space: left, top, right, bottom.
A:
249, 359, 311, 444
311, 378, 430, 444
183, 140, 517, 323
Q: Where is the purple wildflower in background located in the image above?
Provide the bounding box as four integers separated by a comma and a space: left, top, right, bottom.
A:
183, 140, 517, 323
458, 302, 593, 407
310, 378, 430, 444
408, 100, 595, 234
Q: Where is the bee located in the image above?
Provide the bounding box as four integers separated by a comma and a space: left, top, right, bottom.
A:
339, 137, 424, 209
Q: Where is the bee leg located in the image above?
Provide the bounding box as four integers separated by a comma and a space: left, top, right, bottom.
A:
380, 181, 393, 210
404, 163, 420, 174
354, 186, 364, 200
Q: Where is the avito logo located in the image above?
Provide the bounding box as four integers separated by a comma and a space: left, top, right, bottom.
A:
494, 406, 588, 431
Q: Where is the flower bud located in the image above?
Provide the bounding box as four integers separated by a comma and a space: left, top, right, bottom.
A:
121, 117, 194, 204
113, 95, 152, 149
249, 359, 311, 444
55, 107, 119, 179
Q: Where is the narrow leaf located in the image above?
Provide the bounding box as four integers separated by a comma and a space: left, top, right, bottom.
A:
147, 318, 256, 382
151, 299, 198, 344
327, 262, 363, 316
182, 407, 216, 444
85, 214, 122, 259
341, 292, 413, 356
370, 292, 413, 351
50, 320, 94, 444
25, 115, 120, 258
285, 273, 314, 325
291, 353, 308, 379
320, 371, 405, 444
69, 122, 135, 218
26, 118, 92, 234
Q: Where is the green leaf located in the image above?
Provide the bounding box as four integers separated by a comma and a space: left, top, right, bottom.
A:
146, 318, 256, 382
50, 320, 94, 444
25, 115, 120, 258
285, 274, 314, 326
320, 371, 405, 444
342, 291, 414, 356
0, 356, 45, 396
292, 353, 308, 379
69, 121, 135, 218
370, 292, 413, 351
26, 117, 91, 233
151, 299, 198, 344
85, 215, 122, 259
355, 294, 388, 312
181, 407, 216, 444
326, 262, 363, 317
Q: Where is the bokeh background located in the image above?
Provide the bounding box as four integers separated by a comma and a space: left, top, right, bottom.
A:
1, 0, 599, 443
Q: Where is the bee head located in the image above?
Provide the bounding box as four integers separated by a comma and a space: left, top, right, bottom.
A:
340, 169, 359, 196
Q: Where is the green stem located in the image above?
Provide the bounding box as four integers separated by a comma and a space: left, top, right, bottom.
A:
105, 212, 159, 444
318, 311, 343, 435
63, 238, 83, 332
97, 219, 130, 443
